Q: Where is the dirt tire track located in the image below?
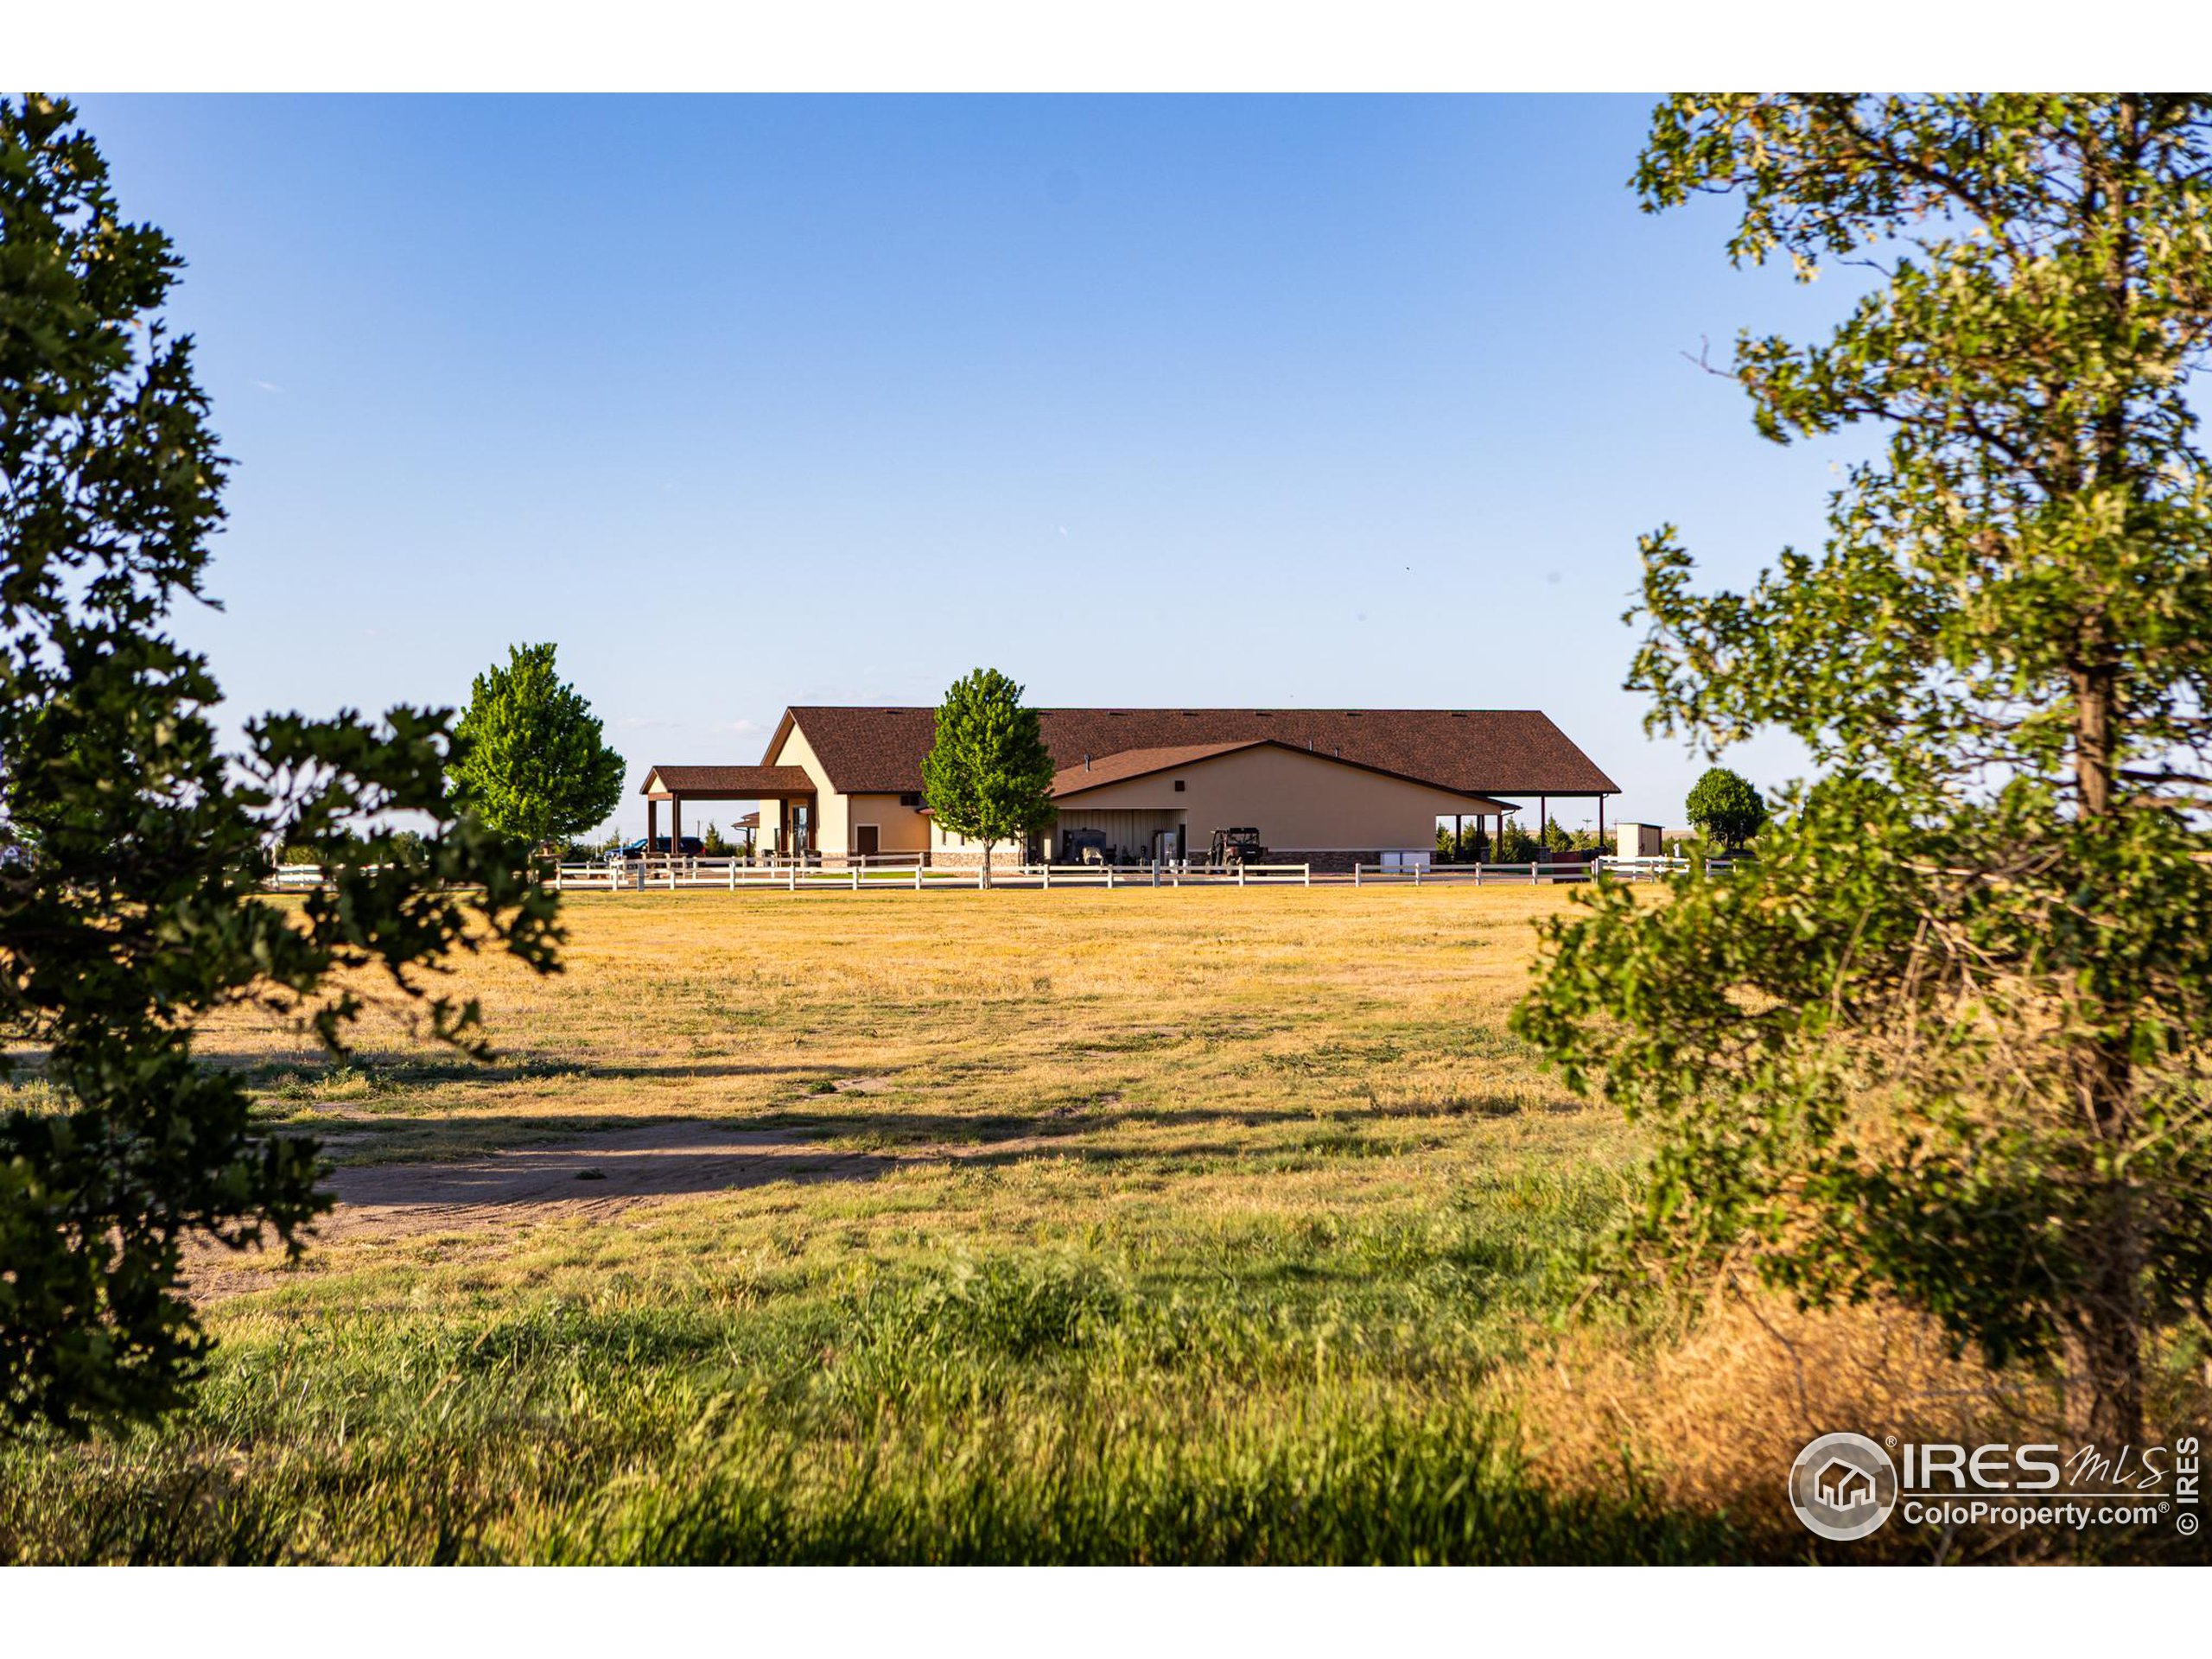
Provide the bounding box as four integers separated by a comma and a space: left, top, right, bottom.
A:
185, 1119, 1068, 1300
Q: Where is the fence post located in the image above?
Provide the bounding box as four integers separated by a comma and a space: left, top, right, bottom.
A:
728, 861, 736, 890
1151, 859, 1160, 888
1107, 864, 1116, 891
914, 862, 923, 890
1237, 861, 1246, 888
1414, 862, 1423, 887
1043, 864, 1052, 891
787, 863, 797, 893
852, 862, 861, 891
1529, 861, 1537, 887
1353, 862, 1362, 887
1302, 863, 1311, 888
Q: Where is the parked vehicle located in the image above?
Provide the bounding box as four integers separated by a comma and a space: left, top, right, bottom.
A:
1209, 827, 1264, 865
616, 836, 704, 859
1061, 828, 1110, 865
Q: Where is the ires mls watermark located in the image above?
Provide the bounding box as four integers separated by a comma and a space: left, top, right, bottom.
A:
1788, 1430, 2202, 1542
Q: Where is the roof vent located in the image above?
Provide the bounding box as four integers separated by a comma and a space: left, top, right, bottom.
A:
1084, 753, 1091, 770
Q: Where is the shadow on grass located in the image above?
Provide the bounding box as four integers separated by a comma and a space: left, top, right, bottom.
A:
209, 1054, 842, 1089
293, 1112, 1265, 1213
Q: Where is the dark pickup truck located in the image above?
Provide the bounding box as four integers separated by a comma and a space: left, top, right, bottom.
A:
616, 836, 705, 859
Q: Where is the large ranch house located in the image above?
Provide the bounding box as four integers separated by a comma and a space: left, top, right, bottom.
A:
639, 706, 1618, 872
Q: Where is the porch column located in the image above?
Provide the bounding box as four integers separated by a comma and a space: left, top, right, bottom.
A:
1597, 794, 1605, 848
646, 797, 658, 854
671, 796, 682, 855
1453, 813, 1464, 861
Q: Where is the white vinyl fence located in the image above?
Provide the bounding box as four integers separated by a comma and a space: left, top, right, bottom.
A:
1351, 855, 1740, 886
264, 853, 1738, 895
546, 855, 1313, 893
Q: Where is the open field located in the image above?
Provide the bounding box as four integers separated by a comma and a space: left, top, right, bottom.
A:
3, 889, 2200, 1563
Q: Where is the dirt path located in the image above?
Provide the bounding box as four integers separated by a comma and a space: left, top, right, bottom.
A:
186, 1118, 1060, 1301
321, 1120, 893, 1233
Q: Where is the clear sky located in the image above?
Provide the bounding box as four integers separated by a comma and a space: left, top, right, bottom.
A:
73, 93, 1870, 839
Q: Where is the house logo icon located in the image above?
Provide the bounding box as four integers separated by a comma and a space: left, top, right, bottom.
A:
1789, 1432, 1899, 1541
1815, 1457, 1878, 1511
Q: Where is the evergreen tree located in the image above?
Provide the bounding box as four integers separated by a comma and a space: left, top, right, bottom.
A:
0, 98, 561, 1433
1517, 96, 2212, 1445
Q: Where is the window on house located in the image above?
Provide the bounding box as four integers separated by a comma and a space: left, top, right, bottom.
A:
899, 792, 921, 807
1173, 779, 1185, 791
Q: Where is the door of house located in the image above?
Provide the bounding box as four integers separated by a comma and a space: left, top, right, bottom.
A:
855, 824, 880, 858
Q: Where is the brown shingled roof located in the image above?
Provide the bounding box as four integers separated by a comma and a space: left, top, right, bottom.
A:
1052, 740, 1516, 807
772, 708, 1618, 798
641, 765, 816, 798
1051, 741, 1262, 795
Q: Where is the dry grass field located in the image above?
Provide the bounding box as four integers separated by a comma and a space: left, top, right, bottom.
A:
3, 887, 2197, 1563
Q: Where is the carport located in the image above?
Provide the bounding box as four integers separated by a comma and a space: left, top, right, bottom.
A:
639, 765, 817, 855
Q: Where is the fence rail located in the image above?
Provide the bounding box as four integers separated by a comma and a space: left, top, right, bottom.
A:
1351, 855, 1740, 886
546, 857, 1314, 892
1352, 859, 1593, 886
264, 853, 1738, 895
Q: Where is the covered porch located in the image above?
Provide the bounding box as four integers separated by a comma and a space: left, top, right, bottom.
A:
639, 765, 816, 856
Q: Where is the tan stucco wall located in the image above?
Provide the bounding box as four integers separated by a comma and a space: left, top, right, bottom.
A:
1055, 744, 1498, 853
846, 793, 931, 855
757, 721, 840, 855
751, 725, 929, 856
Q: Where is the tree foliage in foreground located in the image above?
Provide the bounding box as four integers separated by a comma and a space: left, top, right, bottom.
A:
919, 669, 1057, 886
1683, 766, 1767, 851
1515, 95, 2212, 1446
449, 642, 626, 851
0, 96, 563, 1434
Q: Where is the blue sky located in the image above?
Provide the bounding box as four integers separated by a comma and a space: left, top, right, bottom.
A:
76, 93, 1867, 838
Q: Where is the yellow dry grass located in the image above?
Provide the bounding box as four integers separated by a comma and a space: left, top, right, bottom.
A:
15, 885, 2196, 1562
204, 887, 1616, 1173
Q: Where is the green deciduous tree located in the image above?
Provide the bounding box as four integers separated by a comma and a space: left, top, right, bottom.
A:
449, 643, 626, 853
919, 669, 1057, 887
1682, 766, 1767, 852
1515, 95, 2212, 1447
0, 96, 563, 1434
